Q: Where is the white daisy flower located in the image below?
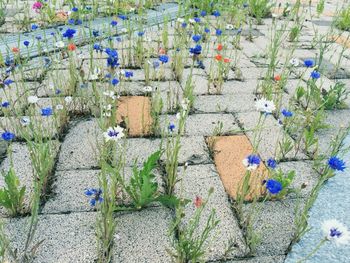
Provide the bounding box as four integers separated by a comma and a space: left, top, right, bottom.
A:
322, 219, 350, 246
290, 58, 300, 67
55, 41, 65, 48
56, 104, 64, 110
177, 18, 185, 23
103, 91, 116, 100
188, 18, 196, 24
20, 116, 30, 126
102, 112, 112, 117
255, 98, 276, 114
143, 86, 153, 92
27, 95, 39, 104
104, 126, 125, 142
64, 96, 73, 104
226, 24, 234, 30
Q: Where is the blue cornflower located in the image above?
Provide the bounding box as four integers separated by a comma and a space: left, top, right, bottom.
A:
84, 188, 103, 206
243, 154, 261, 170
76, 19, 82, 25
105, 73, 112, 79
93, 43, 102, 51
304, 59, 314, 68
267, 158, 277, 169
190, 45, 202, 55
194, 17, 201, 23
23, 40, 30, 47
181, 22, 187, 28
159, 55, 169, 64
31, 24, 39, 30
169, 123, 176, 132
35, 35, 42, 40
138, 31, 145, 37
55, 89, 61, 95
1, 101, 10, 108
281, 109, 293, 117
328, 156, 346, 171
204, 28, 210, 34
192, 34, 202, 43
212, 10, 221, 17
62, 28, 76, 39
105, 48, 119, 68
72, 7, 78, 12
197, 60, 205, 69
118, 14, 127, 20
216, 29, 222, 36
124, 71, 133, 78
4, 79, 14, 86
266, 179, 283, 194
111, 78, 119, 86
1, 132, 15, 141
111, 20, 118, 26
68, 18, 75, 25
311, 70, 320, 79
41, 107, 53, 116
93, 30, 99, 37
200, 10, 207, 17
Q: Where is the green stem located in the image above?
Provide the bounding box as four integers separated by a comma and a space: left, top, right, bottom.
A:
297, 238, 327, 263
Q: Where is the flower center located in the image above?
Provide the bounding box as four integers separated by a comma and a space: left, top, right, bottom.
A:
108, 131, 119, 137
330, 228, 342, 238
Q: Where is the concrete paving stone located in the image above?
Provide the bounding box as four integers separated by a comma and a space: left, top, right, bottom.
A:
242, 199, 303, 257
194, 94, 256, 113
5, 212, 97, 262
161, 113, 241, 136
221, 79, 259, 94
175, 164, 248, 261
278, 161, 319, 198
126, 136, 211, 166
236, 112, 307, 161
0, 141, 60, 216
114, 207, 173, 263
57, 118, 102, 170
220, 255, 286, 262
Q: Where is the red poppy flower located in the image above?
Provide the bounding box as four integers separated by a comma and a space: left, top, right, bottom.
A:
11, 47, 19, 53
67, 43, 76, 51
215, 54, 222, 61
224, 58, 230, 63
217, 43, 223, 51
194, 196, 203, 208
274, 75, 281, 81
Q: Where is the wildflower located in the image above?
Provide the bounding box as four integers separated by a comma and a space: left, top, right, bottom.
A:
1, 101, 9, 108
105, 48, 119, 68
67, 43, 76, 51
290, 58, 299, 67
68, 19, 75, 25
267, 158, 277, 169
41, 107, 53, 116
212, 10, 221, 17
55, 41, 65, 48
104, 126, 125, 142
266, 179, 283, 194
11, 47, 19, 53
71, 7, 78, 12
194, 196, 203, 208
32, 1, 43, 12
27, 96, 39, 104
328, 156, 346, 171
64, 96, 72, 104
118, 14, 127, 20
189, 45, 202, 55
111, 20, 118, 26
159, 55, 169, 64
217, 44, 223, 51
62, 28, 76, 39
304, 59, 315, 68
103, 91, 116, 100
226, 24, 234, 30
181, 22, 187, 28
200, 10, 207, 17
192, 34, 202, 43
215, 54, 222, 61
255, 98, 276, 114
281, 109, 293, 117
216, 29, 222, 36
4, 79, 14, 86
311, 70, 321, 79
111, 78, 119, 86
84, 188, 103, 206
274, 75, 281, 81
23, 40, 30, 47
204, 28, 210, 34
1, 132, 15, 141
93, 43, 102, 52
56, 104, 64, 110
243, 154, 261, 171
322, 220, 350, 245
169, 123, 176, 132
181, 98, 190, 110
20, 116, 30, 126
153, 61, 160, 69
194, 17, 201, 23
55, 89, 62, 95
224, 58, 230, 63
124, 71, 133, 78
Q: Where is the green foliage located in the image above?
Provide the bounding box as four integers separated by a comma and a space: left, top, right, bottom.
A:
248, 0, 273, 24
322, 82, 349, 110
125, 151, 180, 209
169, 189, 219, 262
270, 169, 295, 198
0, 167, 26, 216
335, 6, 350, 31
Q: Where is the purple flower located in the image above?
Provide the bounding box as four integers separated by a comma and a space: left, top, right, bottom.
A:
192, 34, 202, 43
212, 10, 221, 17
1, 101, 10, 108
189, 45, 202, 55
111, 78, 119, 86
304, 59, 314, 68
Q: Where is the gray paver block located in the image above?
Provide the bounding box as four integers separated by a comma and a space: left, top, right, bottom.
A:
5, 212, 97, 262
175, 164, 248, 261
114, 207, 173, 263
222, 255, 286, 262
